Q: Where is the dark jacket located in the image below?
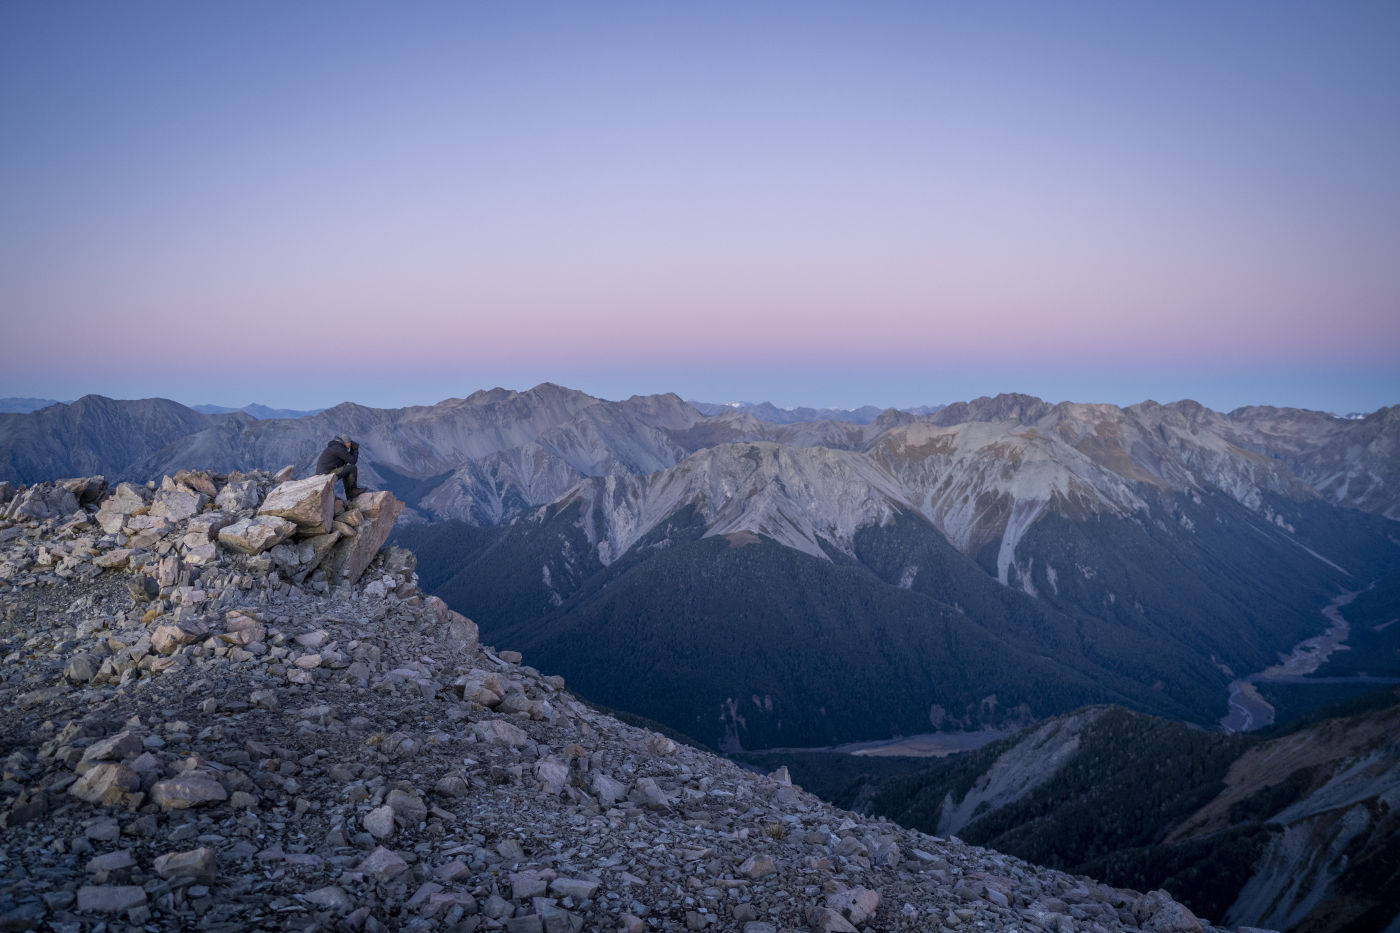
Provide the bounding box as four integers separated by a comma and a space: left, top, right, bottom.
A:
316, 439, 356, 475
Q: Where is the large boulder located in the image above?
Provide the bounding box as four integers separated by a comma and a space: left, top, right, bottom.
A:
105, 482, 152, 512
149, 479, 207, 522
172, 470, 217, 498
323, 491, 403, 585
214, 477, 261, 512
4, 483, 80, 522
258, 474, 335, 535
218, 516, 296, 555
268, 538, 324, 582
68, 763, 140, 805
425, 596, 479, 652
151, 774, 227, 810
151, 619, 210, 655
59, 475, 108, 505
96, 483, 152, 533
186, 512, 235, 540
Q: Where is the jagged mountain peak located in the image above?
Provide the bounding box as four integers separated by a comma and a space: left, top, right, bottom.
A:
930, 392, 1053, 426
614, 391, 705, 430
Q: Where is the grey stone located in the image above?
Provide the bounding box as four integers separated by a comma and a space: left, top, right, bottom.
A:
151, 774, 227, 810
386, 787, 427, 825
151, 619, 209, 655
355, 846, 409, 879
474, 720, 530, 747
630, 777, 671, 811
293, 629, 329, 648
150, 483, 207, 522
324, 490, 404, 584
93, 548, 134, 569
76, 885, 146, 913
589, 773, 628, 807
827, 887, 880, 924
505, 915, 544, 933
433, 773, 470, 798
214, 478, 261, 511
534, 757, 569, 796
65, 652, 100, 682
153, 846, 218, 881
808, 907, 859, 933
68, 763, 140, 805
363, 805, 396, 839
218, 515, 296, 555
549, 877, 600, 901
511, 867, 554, 899
738, 853, 777, 879
86, 849, 135, 873
434, 859, 471, 882
305, 886, 353, 912
81, 731, 142, 763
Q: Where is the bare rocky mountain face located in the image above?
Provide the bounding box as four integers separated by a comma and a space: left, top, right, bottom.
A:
2, 386, 1395, 526
5, 385, 1396, 751
863, 698, 1400, 932
0, 472, 1227, 932
0, 396, 226, 487
421, 395, 1399, 750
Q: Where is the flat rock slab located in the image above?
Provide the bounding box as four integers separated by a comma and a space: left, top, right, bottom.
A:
218, 515, 296, 555
258, 474, 335, 535
151, 774, 228, 810
76, 885, 146, 913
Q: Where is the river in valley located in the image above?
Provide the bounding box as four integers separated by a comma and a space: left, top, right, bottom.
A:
1220, 589, 1398, 732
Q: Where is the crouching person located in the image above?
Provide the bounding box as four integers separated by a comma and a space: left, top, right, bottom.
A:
317, 434, 366, 501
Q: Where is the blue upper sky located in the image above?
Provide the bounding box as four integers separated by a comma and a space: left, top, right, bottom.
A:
1, 1, 1396, 414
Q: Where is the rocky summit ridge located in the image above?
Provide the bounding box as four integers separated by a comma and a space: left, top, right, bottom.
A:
0, 470, 1230, 932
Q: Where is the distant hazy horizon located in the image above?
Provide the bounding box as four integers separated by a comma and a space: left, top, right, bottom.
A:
4, 378, 1394, 420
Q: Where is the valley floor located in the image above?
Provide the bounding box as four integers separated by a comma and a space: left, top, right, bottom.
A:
1219, 588, 1398, 732
755, 729, 1014, 760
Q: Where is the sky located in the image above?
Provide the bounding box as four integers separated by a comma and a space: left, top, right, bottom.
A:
2, 1, 1397, 414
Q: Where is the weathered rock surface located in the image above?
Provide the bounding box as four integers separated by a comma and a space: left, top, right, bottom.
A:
257, 474, 336, 535
325, 490, 405, 585
217, 515, 296, 555
0, 469, 1223, 932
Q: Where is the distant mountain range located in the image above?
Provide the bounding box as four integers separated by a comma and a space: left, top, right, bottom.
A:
189, 402, 325, 419
0, 397, 322, 419
685, 399, 946, 424
3, 395, 924, 424
0, 397, 68, 414
3, 384, 1395, 755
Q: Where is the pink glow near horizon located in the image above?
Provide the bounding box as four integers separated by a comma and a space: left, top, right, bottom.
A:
1, 3, 1397, 411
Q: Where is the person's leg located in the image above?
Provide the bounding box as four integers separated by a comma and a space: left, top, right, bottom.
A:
331, 463, 356, 499
341, 464, 364, 499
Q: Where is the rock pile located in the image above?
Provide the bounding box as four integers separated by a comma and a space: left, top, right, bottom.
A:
1, 472, 1229, 931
